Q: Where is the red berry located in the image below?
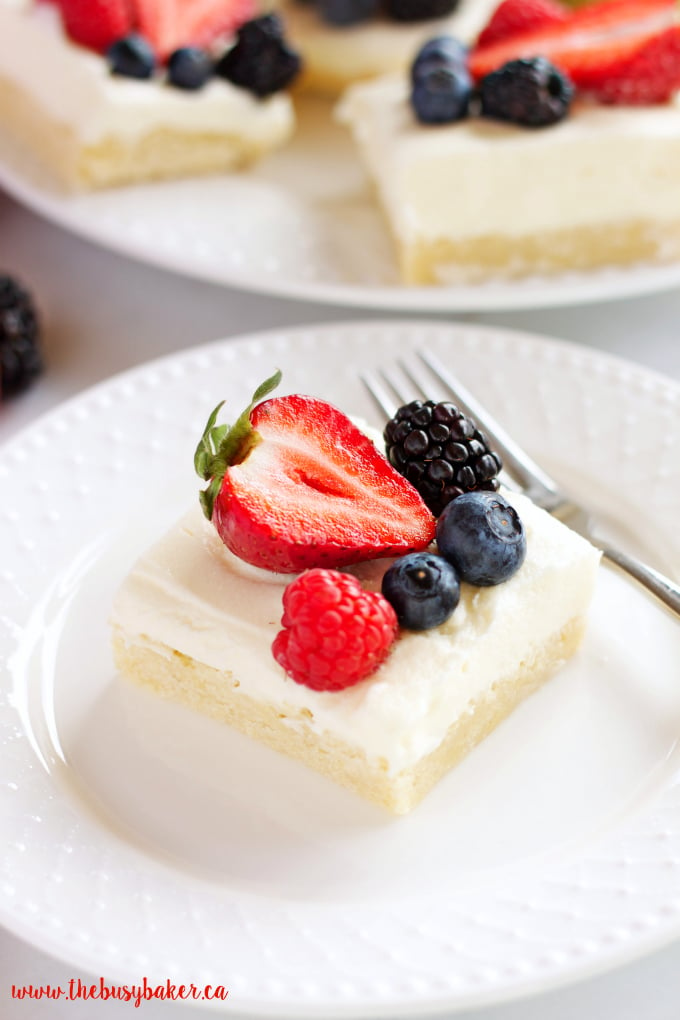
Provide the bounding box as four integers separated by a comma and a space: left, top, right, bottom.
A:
585, 25, 680, 104
272, 569, 398, 691
470, 0, 678, 89
50, 0, 133, 53
195, 373, 436, 575
133, 0, 257, 61
476, 0, 568, 49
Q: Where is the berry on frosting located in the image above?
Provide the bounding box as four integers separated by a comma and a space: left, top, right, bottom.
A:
194, 372, 435, 574
167, 46, 214, 90
50, 0, 133, 53
480, 56, 573, 127
384, 0, 459, 22
107, 33, 156, 79
317, 0, 380, 27
134, 0, 257, 62
476, 0, 568, 49
470, 0, 680, 101
384, 399, 502, 517
382, 552, 460, 630
411, 36, 471, 123
216, 15, 302, 97
436, 491, 526, 586
272, 569, 398, 691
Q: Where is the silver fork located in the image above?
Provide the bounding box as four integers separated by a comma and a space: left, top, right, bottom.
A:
362, 350, 680, 620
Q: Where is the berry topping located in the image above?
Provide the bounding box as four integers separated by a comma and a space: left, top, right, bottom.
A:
195, 372, 435, 574
216, 15, 302, 97
134, 0, 257, 62
382, 552, 460, 630
384, 400, 502, 517
317, 0, 380, 27
411, 36, 472, 123
272, 569, 398, 691
383, 0, 459, 22
50, 0, 133, 54
167, 46, 214, 89
470, 0, 680, 99
479, 57, 573, 127
436, 491, 526, 586
476, 0, 568, 49
107, 33, 157, 79
0, 274, 42, 399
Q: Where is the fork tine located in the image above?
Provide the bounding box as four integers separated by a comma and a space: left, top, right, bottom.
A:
417, 350, 561, 503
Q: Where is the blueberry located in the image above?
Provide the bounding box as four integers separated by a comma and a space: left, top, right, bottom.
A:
167, 47, 214, 90
479, 57, 573, 128
411, 35, 468, 85
436, 491, 526, 586
384, 0, 459, 21
411, 62, 471, 123
107, 34, 156, 80
318, 0, 379, 26
382, 552, 460, 630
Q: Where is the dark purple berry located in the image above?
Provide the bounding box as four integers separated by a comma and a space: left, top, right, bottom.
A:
384, 399, 502, 516
436, 491, 526, 586
318, 0, 379, 26
384, 0, 459, 22
216, 15, 301, 98
107, 34, 156, 80
479, 57, 573, 128
167, 47, 213, 90
0, 274, 42, 398
382, 552, 460, 630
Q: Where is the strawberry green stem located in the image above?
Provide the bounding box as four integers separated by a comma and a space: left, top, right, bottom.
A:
194, 369, 282, 520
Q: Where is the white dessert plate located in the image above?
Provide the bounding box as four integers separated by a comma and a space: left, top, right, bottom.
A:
4, 97, 680, 312
2, 320, 680, 1018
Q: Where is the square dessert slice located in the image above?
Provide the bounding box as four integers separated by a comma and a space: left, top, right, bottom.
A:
110, 491, 600, 814
276, 0, 499, 95
0, 1, 297, 190
338, 73, 680, 284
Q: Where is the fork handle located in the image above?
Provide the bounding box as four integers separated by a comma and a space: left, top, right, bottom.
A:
602, 546, 680, 619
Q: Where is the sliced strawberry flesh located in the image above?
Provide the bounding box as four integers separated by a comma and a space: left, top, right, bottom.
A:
212, 395, 436, 574
470, 0, 679, 84
49, 0, 134, 53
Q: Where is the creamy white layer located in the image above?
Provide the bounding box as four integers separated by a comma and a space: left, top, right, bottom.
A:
0, 0, 293, 145
338, 74, 680, 244
110, 491, 600, 775
277, 0, 498, 83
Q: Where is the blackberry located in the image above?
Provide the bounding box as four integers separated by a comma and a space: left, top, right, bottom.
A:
384, 0, 459, 22
384, 399, 502, 517
0, 274, 42, 398
479, 57, 573, 128
216, 15, 301, 98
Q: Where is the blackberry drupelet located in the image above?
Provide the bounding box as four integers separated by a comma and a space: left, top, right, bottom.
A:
216, 15, 301, 98
384, 399, 502, 517
479, 57, 573, 128
0, 274, 42, 398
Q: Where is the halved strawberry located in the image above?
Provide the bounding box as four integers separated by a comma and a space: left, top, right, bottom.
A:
470, 0, 679, 87
476, 0, 569, 49
194, 373, 436, 574
49, 0, 134, 53
131, 0, 256, 60
586, 25, 680, 103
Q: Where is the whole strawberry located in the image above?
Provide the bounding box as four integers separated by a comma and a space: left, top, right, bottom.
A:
272, 569, 398, 691
194, 372, 436, 573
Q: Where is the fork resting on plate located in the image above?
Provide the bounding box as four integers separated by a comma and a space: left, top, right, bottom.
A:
362, 351, 680, 620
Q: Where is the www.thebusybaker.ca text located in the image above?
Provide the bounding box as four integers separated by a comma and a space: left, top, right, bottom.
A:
11, 976, 229, 1008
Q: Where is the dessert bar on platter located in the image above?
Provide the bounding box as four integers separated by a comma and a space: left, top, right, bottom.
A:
110, 373, 600, 814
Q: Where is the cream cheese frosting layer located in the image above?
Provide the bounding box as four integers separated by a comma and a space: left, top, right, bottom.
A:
110, 491, 600, 775
337, 74, 680, 243
277, 0, 499, 83
0, 0, 293, 145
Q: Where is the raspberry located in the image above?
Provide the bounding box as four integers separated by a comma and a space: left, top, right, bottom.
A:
384, 399, 502, 518
272, 569, 398, 691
